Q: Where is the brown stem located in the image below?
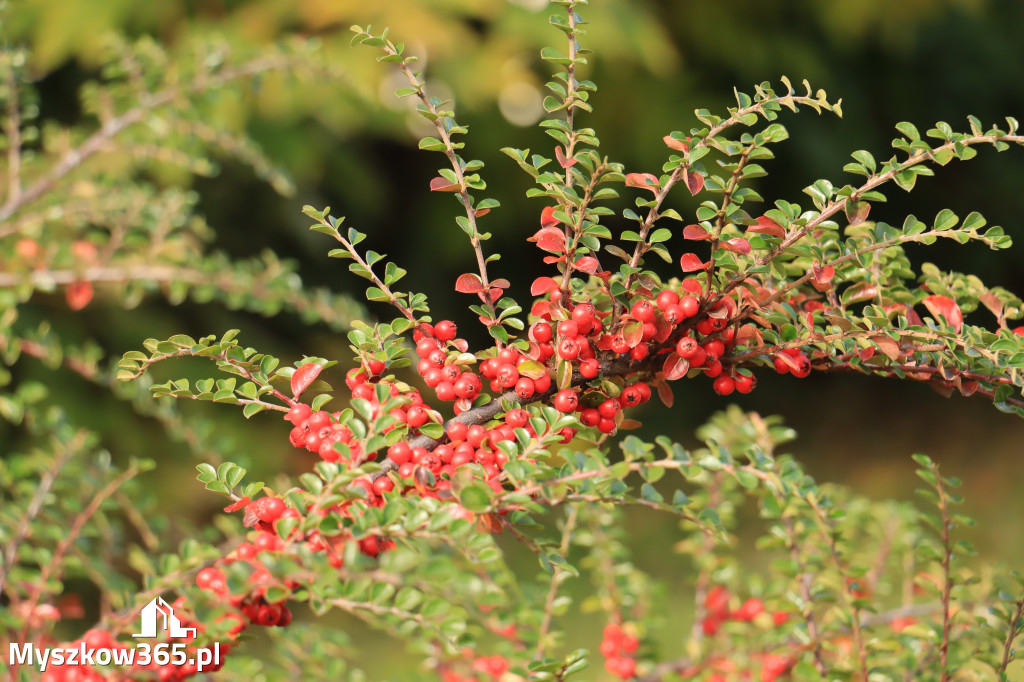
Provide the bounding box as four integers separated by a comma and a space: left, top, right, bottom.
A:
0, 56, 292, 224
535, 505, 579, 660
711, 133, 1024, 308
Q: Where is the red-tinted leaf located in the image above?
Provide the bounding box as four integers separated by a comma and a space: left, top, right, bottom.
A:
291, 362, 324, 398
681, 278, 704, 296
475, 207, 491, 218
663, 135, 689, 153
531, 276, 560, 296
623, 321, 643, 348
625, 172, 660, 192
66, 281, 94, 310
555, 146, 577, 168
224, 496, 251, 513
528, 226, 567, 253
543, 255, 563, 264
1013, 326, 1024, 337
683, 224, 710, 240
960, 380, 979, 396
870, 335, 902, 361
531, 300, 553, 318
662, 353, 690, 381
748, 216, 786, 238
845, 200, 870, 225
857, 347, 876, 362
540, 205, 561, 227
488, 288, 503, 303
736, 324, 763, 347
683, 169, 704, 195
922, 295, 963, 332
843, 282, 878, 304
722, 238, 751, 255
455, 273, 486, 294
979, 293, 1003, 318
655, 379, 674, 407
810, 261, 835, 285
680, 253, 706, 272
574, 256, 599, 274
491, 278, 510, 290
429, 177, 461, 192
243, 505, 261, 528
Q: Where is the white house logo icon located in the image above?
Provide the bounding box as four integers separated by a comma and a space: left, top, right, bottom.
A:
133, 597, 197, 639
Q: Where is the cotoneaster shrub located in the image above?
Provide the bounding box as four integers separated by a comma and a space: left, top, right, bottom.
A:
3, 1, 1024, 681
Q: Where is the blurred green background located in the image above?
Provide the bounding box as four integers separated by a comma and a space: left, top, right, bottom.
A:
4, 0, 1024, 676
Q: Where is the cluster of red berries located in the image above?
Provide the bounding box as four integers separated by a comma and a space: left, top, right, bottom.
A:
701, 586, 788, 636
600, 623, 639, 679
37, 606, 226, 682
439, 654, 510, 682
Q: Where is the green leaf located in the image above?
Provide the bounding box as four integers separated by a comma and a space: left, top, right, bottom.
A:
457, 484, 492, 513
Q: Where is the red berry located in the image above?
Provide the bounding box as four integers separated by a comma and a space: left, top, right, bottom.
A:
467, 424, 488, 447
735, 597, 764, 621
498, 347, 519, 365
791, 353, 812, 378
406, 406, 429, 428
679, 295, 699, 318
676, 336, 699, 359
620, 385, 643, 407
447, 422, 468, 442
256, 497, 286, 523
514, 377, 536, 399
713, 375, 735, 395
389, 441, 412, 465
496, 363, 520, 388
610, 334, 629, 354
454, 373, 482, 399
571, 303, 597, 328
416, 338, 438, 358
480, 357, 500, 379
662, 304, 685, 325
630, 343, 649, 361
633, 382, 651, 403
656, 289, 680, 310
557, 320, 580, 339
533, 372, 552, 393
372, 476, 395, 495
505, 408, 529, 429
558, 337, 581, 360
196, 567, 226, 592
703, 339, 725, 363
704, 359, 723, 378
598, 418, 616, 434
532, 321, 553, 343
734, 373, 756, 394
631, 300, 656, 322
285, 403, 312, 426
435, 381, 456, 401
580, 358, 600, 379
553, 389, 579, 413
433, 320, 457, 342
441, 364, 461, 383
597, 398, 621, 419
580, 408, 601, 426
